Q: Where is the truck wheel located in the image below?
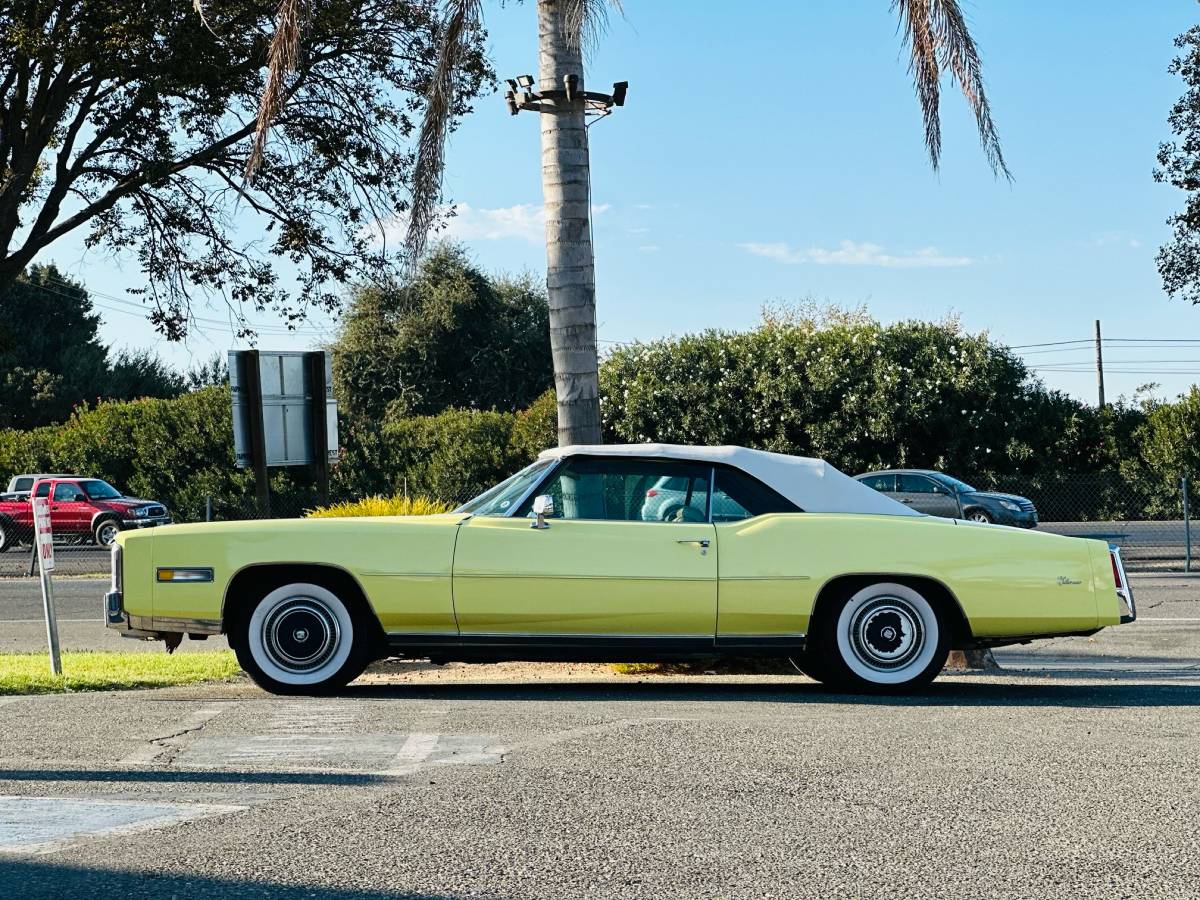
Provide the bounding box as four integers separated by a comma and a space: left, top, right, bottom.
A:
233, 582, 372, 695
0, 520, 11, 552
93, 517, 121, 547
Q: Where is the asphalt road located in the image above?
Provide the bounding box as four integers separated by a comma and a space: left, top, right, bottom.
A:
0, 575, 1198, 897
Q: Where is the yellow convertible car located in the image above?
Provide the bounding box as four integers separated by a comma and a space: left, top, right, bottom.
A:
105, 444, 1135, 694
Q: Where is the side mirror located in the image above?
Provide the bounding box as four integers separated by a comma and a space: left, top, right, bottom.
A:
531, 495, 554, 529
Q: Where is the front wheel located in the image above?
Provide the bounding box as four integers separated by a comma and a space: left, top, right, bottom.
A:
233, 582, 371, 695
94, 517, 121, 547
966, 509, 993, 524
809, 582, 949, 693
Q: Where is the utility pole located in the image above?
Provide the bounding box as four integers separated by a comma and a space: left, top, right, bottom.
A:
1095, 319, 1106, 409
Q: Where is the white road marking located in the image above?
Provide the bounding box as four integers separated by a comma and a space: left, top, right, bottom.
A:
0, 796, 244, 855
266, 702, 365, 735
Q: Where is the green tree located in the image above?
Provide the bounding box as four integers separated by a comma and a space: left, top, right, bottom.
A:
1157, 18, 1200, 305
106, 349, 186, 401
332, 245, 553, 422
1137, 387, 1200, 481
254, 0, 1009, 447
0, 1, 489, 337
599, 310, 1098, 481
0, 264, 108, 428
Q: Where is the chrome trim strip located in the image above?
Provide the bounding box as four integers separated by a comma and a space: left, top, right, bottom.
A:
387, 631, 716, 639
451, 573, 714, 583
721, 575, 812, 582
358, 570, 447, 578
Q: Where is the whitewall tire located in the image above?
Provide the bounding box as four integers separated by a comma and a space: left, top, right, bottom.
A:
813, 581, 949, 692
235, 582, 370, 695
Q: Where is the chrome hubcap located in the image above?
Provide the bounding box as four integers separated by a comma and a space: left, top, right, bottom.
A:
99, 525, 117, 544
849, 597, 924, 671
262, 598, 339, 673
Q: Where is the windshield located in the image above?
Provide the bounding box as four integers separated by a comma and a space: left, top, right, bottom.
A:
933, 473, 976, 494
80, 479, 122, 500
456, 460, 554, 516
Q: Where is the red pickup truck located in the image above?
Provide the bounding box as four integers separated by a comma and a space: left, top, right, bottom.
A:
0, 477, 171, 552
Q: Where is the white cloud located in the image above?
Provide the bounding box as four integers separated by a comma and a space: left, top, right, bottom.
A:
1090, 231, 1141, 249
378, 202, 611, 245
740, 240, 973, 269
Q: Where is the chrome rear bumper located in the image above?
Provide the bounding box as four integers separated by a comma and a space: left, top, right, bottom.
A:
1111, 544, 1136, 623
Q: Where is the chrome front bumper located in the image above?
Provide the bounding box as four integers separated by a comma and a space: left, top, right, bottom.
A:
121, 515, 172, 529
104, 589, 221, 639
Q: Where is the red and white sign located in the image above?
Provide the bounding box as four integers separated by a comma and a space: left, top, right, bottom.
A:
32, 496, 55, 573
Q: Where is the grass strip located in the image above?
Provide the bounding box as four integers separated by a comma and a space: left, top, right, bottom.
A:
0, 650, 241, 695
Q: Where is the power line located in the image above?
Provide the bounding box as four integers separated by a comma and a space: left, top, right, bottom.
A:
27, 271, 336, 338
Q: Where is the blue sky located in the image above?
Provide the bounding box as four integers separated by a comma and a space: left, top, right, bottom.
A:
41, 1, 1200, 404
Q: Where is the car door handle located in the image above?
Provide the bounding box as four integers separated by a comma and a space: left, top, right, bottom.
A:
676, 539, 710, 548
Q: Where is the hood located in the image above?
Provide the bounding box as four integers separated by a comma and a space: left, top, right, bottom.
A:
964, 490, 1031, 505
100, 497, 161, 508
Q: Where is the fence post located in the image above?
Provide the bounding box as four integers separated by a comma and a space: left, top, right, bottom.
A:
1184, 476, 1192, 574
205, 495, 213, 522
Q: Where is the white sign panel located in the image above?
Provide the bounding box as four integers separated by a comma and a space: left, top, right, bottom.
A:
32, 496, 54, 573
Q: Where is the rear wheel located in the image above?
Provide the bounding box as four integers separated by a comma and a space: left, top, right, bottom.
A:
0, 520, 11, 552
809, 581, 948, 693
233, 581, 372, 695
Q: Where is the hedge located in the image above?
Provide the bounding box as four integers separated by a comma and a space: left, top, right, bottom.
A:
0, 385, 559, 519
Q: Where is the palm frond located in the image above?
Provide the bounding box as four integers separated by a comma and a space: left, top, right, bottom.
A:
892, 0, 1011, 180
405, 0, 483, 263
245, 0, 310, 180
562, 0, 624, 53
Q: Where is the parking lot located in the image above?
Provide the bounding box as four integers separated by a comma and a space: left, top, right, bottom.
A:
1, 573, 1198, 898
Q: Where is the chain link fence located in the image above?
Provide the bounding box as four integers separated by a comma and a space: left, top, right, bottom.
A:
2, 470, 1194, 578
967, 471, 1195, 571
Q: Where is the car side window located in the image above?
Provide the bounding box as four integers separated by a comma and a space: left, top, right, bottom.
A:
52, 483, 80, 502
897, 474, 938, 494
518, 457, 712, 523
860, 474, 896, 492
711, 467, 802, 522
34, 482, 51, 498
14, 477, 33, 492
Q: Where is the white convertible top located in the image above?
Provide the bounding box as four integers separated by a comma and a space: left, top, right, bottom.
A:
537, 444, 920, 517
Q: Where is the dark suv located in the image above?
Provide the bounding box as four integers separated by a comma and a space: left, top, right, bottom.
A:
854, 469, 1038, 528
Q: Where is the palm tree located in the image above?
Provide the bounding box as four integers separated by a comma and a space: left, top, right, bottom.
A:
245, 0, 1011, 447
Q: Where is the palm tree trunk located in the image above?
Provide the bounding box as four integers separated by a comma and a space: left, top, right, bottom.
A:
538, 0, 602, 446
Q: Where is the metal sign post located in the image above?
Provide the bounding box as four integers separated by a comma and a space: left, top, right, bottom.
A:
32, 497, 62, 675
1184, 476, 1192, 574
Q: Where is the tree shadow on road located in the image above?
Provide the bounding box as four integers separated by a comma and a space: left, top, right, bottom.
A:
0, 860, 453, 900
331, 677, 1200, 708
